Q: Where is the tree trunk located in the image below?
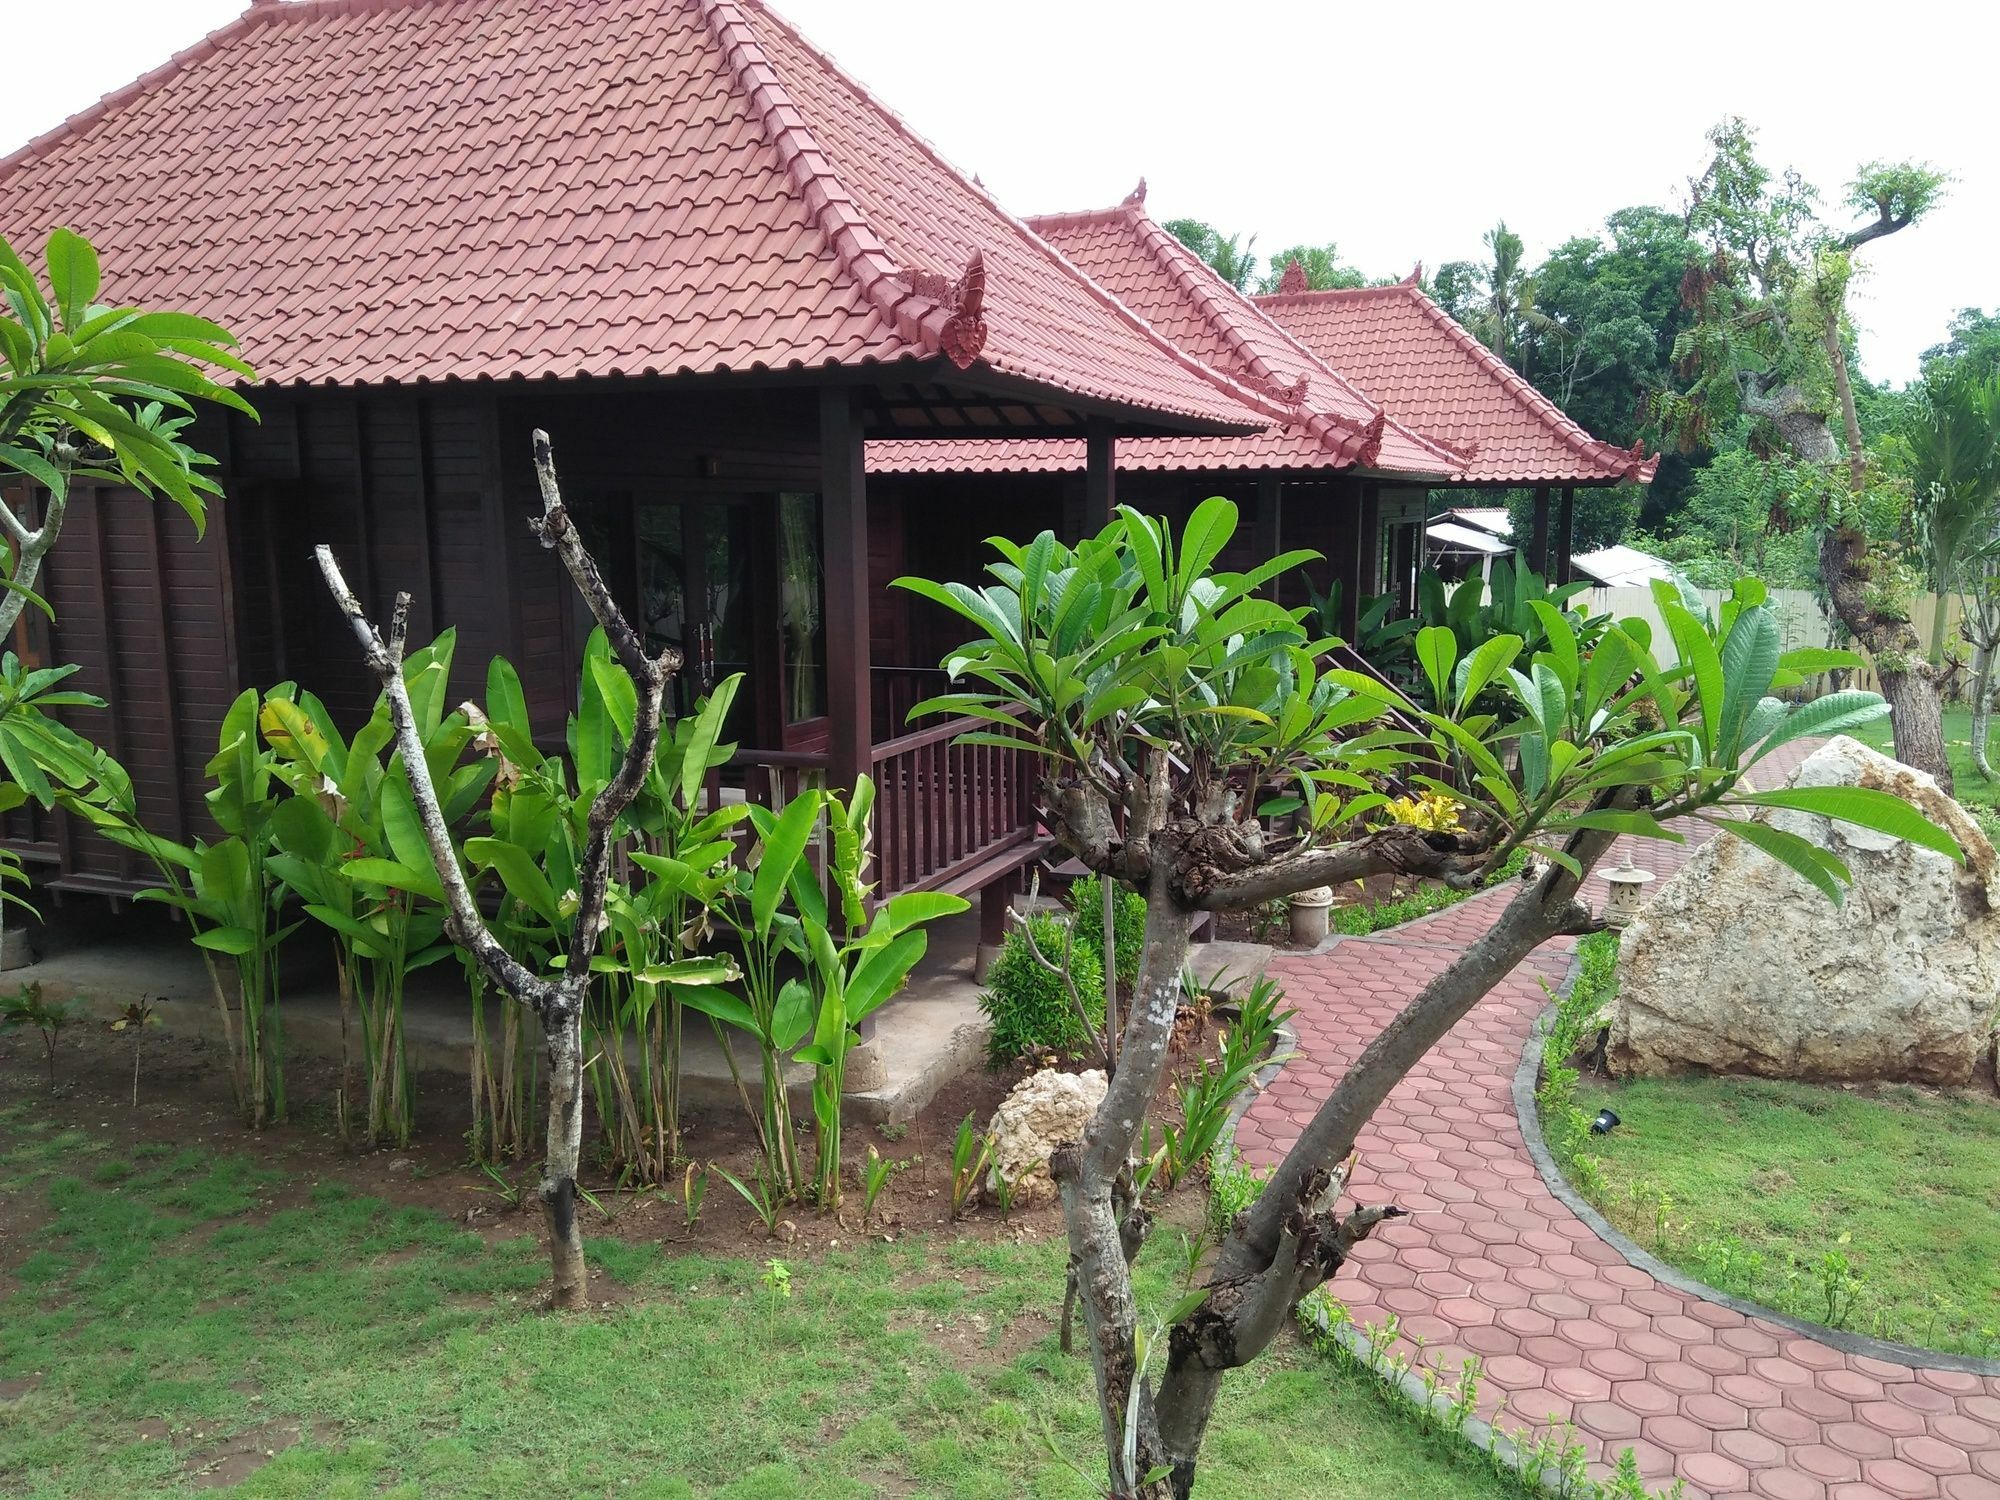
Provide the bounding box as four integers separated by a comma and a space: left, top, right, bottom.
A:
1931, 590, 1952, 667
1820, 526, 1954, 791
1056, 864, 1191, 1499
1972, 636, 1995, 781
542, 1006, 590, 1310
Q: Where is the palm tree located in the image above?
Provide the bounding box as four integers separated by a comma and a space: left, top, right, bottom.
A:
1466, 220, 1553, 366
1163, 219, 1259, 292
1905, 365, 2000, 702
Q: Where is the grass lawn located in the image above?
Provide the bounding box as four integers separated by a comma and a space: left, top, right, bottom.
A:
1574, 1071, 2000, 1356
1848, 705, 2000, 811
0, 1110, 1526, 1499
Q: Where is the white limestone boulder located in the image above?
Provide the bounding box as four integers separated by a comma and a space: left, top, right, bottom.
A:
984, 1066, 1107, 1207
1608, 735, 2000, 1086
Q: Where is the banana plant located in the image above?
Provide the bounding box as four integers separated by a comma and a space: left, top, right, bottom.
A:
789, 773, 967, 1208
260, 633, 492, 1147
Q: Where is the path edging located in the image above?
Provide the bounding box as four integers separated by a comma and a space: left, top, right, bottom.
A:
1510, 964, 2000, 1379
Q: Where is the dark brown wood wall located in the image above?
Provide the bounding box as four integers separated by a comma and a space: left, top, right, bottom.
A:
3, 483, 240, 888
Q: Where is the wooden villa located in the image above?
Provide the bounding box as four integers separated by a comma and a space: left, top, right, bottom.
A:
1253, 263, 1659, 587
0, 0, 1662, 975
0, 0, 1294, 928
872, 197, 1659, 630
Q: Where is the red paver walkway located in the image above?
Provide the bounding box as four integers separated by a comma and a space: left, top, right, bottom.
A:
1237, 740, 2000, 1500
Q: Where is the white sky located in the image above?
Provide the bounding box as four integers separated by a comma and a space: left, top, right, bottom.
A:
4, 0, 1990, 385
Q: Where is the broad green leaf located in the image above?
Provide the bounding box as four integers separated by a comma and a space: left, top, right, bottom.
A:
752, 792, 821, 940
464, 836, 561, 924
1706, 815, 1852, 903
1731, 786, 1963, 862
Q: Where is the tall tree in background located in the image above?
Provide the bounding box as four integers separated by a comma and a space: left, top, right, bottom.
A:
1254, 243, 1365, 294
1464, 220, 1552, 365
1162, 220, 1258, 292
1666, 117, 1952, 786
1902, 364, 2000, 666
1923, 309, 2000, 381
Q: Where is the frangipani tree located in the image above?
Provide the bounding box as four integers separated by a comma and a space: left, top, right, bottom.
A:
0, 227, 253, 637
898, 500, 1953, 1498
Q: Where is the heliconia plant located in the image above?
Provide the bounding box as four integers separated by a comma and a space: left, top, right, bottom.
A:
72, 689, 297, 1127
260, 633, 493, 1148
789, 774, 966, 1208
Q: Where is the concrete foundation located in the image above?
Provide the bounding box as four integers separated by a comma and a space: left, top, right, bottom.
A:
15, 903, 999, 1128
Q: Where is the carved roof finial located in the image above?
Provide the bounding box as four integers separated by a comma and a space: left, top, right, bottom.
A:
939, 249, 988, 369
1124, 177, 1147, 206
1278, 257, 1309, 296
1403, 262, 1423, 285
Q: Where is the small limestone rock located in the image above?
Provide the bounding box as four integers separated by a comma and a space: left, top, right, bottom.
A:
386, 1157, 417, 1176
1609, 736, 2000, 1086
984, 1067, 1108, 1207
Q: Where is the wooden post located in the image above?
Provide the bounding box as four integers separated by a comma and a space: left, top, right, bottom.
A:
1254, 474, 1282, 603
1358, 486, 1381, 599
1555, 485, 1576, 584
1341, 484, 1374, 637
1528, 485, 1551, 576
820, 386, 870, 801
1084, 418, 1117, 534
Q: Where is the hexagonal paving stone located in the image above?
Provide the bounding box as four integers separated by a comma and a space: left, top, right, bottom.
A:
1614, 1381, 1683, 1419
1898, 1436, 1974, 1476
1862, 1456, 1946, 1497
1575, 1399, 1643, 1441
1792, 1445, 1864, 1482
1825, 1421, 1899, 1459
1717, 1427, 1787, 1466
1682, 1392, 1751, 1431
1752, 1468, 1827, 1499
1640, 1413, 1714, 1455
1681, 1450, 1753, 1494
1655, 1361, 1717, 1396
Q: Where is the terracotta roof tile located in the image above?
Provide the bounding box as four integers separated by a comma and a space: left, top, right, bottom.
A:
0, 0, 1277, 430
871, 197, 1461, 479
1254, 278, 1657, 486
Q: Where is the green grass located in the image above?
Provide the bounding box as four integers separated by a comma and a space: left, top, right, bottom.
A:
1848, 704, 2000, 811
1568, 1061, 2000, 1357
0, 1112, 1527, 1499
1330, 849, 1528, 937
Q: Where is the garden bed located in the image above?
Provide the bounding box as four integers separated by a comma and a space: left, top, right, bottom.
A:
1534, 933, 2000, 1359
0, 1026, 1528, 1498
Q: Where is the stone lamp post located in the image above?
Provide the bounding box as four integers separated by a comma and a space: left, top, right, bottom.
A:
1602, 855, 1654, 929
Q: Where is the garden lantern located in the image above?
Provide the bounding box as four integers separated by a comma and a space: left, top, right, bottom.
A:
1602, 855, 1654, 929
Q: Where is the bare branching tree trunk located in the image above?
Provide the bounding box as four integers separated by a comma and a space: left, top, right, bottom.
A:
318, 431, 678, 1309
1045, 734, 1624, 1496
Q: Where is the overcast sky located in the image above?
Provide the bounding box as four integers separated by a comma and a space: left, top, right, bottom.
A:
4, 0, 1988, 385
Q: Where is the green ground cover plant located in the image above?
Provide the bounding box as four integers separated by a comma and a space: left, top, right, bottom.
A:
1538, 936, 2000, 1357
0, 1110, 1533, 1499
1327, 849, 1530, 937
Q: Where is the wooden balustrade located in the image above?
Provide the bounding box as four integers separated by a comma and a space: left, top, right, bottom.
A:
868, 715, 1037, 896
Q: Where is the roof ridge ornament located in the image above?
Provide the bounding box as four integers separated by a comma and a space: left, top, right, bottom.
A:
1243, 371, 1308, 408
896, 250, 989, 369
1277, 258, 1309, 296
1124, 177, 1147, 205
1403, 262, 1423, 285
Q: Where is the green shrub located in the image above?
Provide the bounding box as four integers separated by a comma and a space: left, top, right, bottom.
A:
1067, 874, 1146, 993
1536, 930, 1620, 1190
981, 913, 1104, 1064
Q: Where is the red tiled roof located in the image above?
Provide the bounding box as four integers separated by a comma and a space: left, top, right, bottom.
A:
1253, 277, 1656, 485
871, 195, 1459, 477
0, 0, 1278, 431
